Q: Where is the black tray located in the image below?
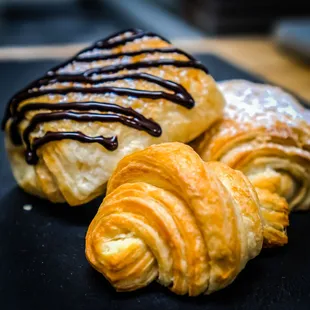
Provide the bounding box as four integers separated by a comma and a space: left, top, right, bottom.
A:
1, 55, 310, 310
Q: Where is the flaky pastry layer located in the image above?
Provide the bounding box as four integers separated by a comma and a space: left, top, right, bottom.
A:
86, 142, 263, 295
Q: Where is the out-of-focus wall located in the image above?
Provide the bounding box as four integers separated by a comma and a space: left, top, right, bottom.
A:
4, 0, 74, 2
0, 0, 75, 5
180, 0, 310, 34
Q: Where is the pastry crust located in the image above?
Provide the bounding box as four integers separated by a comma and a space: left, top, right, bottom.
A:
194, 80, 310, 246
85, 142, 263, 296
3, 29, 224, 206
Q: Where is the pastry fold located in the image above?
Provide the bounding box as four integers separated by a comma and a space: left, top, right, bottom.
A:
194, 80, 310, 246
86, 142, 263, 296
2, 29, 224, 206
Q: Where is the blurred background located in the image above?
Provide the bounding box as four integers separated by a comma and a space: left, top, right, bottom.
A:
0, 0, 309, 58
0, 0, 309, 101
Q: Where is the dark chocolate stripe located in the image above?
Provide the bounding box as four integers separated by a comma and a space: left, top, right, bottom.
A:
9, 72, 194, 108
10, 101, 162, 144
76, 48, 194, 62
10, 85, 194, 114
7, 50, 196, 106
7, 59, 202, 117
49, 31, 170, 74
91, 31, 170, 50
83, 59, 208, 77
23, 111, 161, 151
99, 28, 142, 43
26, 132, 118, 164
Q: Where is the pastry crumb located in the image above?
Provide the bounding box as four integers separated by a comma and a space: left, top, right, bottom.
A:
23, 204, 33, 211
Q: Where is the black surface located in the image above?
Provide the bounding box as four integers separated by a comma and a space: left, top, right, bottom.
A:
1, 55, 310, 310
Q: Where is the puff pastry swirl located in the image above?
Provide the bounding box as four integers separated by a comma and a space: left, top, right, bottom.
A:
194, 80, 310, 246
2, 29, 224, 206
86, 142, 263, 296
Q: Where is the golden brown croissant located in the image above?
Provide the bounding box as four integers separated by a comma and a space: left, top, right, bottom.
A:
86, 142, 264, 296
2, 29, 224, 206
194, 80, 310, 246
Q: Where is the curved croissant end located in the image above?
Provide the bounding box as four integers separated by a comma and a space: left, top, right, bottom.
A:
254, 188, 289, 247
86, 142, 263, 296
194, 80, 310, 246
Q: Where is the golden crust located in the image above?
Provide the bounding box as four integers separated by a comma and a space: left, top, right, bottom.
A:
255, 188, 289, 247
85, 142, 263, 296
5, 31, 224, 206
193, 80, 310, 246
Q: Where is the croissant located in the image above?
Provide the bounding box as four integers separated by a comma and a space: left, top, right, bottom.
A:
86, 142, 264, 296
2, 29, 224, 206
194, 80, 310, 246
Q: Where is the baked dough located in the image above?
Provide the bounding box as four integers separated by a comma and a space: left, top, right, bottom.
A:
194, 80, 310, 246
2, 29, 224, 206
86, 142, 263, 296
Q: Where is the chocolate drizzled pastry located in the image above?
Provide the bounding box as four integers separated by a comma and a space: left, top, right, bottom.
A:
2, 29, 208, 164
2, 28, 224, 205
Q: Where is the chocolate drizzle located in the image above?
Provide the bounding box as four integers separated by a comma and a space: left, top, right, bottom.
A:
2, 29, 209, 164
11, 102, 162, 146
76, 47, 195, 61
27, 132, 118, 164
46, 29, 172, 76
